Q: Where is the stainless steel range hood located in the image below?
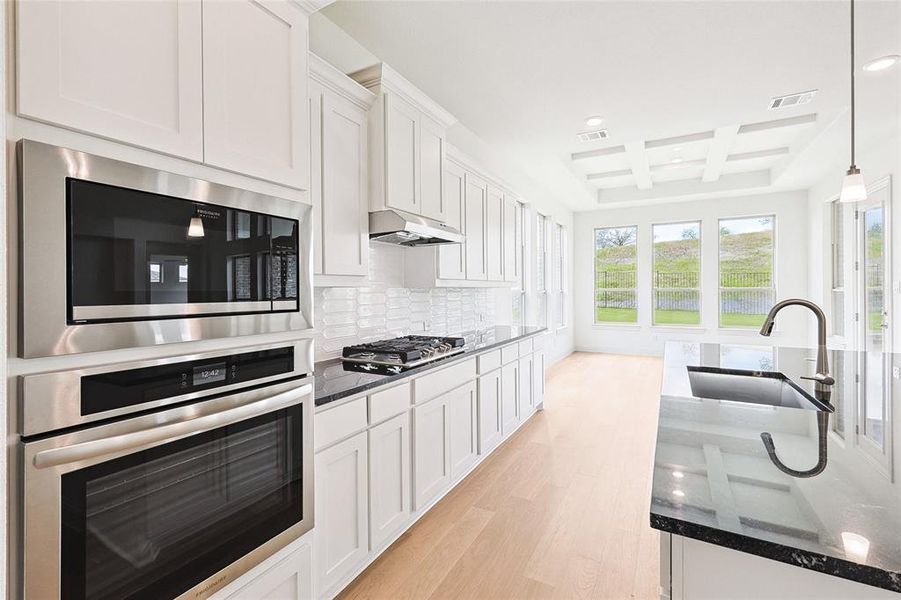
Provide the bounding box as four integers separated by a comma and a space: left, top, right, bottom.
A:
369, 209, 464, 246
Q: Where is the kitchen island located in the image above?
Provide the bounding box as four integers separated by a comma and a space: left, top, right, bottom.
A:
652, 342, 901, 599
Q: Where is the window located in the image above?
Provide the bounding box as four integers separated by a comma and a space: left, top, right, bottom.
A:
653, 221, 700, 325
178, 263, 189, 283
149, 262, 162, 283
594, 226, 638, 323
511, 203, 525, 326
830, 200, 846, 337
536, 213, 548, 327
555, 223, 567, 328
718, 216, 775, 328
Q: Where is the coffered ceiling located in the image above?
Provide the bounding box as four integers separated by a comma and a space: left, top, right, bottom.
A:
321, 0, 901, 211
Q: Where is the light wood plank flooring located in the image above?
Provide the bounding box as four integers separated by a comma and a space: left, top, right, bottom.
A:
338, 352, 663, 600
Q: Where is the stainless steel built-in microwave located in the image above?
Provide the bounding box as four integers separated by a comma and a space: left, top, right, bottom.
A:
18, 140, 313, 357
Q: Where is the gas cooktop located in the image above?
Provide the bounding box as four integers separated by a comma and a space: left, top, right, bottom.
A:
341, 335, 466, 373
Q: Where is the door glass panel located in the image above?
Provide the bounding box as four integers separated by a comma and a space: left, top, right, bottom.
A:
67, 178, 299, 317
862, 206, 886, 448
61, 406, 303, 600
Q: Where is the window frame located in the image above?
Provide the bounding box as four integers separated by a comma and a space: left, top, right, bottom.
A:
593, 224, 639, 326
716, 214, 777, 330
651, 219, 702, 327
536, 212, 549, 328
555, 222, 567, 329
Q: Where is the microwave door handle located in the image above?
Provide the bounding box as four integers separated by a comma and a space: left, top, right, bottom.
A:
32, 383, 313, 470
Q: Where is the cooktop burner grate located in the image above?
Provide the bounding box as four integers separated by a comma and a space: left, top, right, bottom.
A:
342, 335, 465, 366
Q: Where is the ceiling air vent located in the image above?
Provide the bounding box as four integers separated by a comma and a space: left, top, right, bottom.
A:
577, 129, 609, 142
768, 89, 817, 110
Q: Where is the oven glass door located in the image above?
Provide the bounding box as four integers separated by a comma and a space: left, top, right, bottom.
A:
59, 405, 302, 600
67, 177, 299, 323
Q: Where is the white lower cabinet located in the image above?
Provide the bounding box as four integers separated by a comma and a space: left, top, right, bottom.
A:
448, 381, 478, 479
477, 369, 503, 454
413, 392, 451, 510
219, 542, 312, 600
533, 350, 545, 408
314, 431, 368, 596
501, 361, 519, 435
368, 412, 411, 550
519, 354, 535, 420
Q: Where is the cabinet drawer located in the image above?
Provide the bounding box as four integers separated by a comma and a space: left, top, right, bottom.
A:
413, 358, 476, 404
518, 339, 533, 355
369, 382, 412, 424
315, 397, 367, 451
501, 344, 519, 364
477, 350, 501, 374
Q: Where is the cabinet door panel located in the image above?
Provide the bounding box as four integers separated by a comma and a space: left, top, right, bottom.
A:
322, 93, 368, 276
464, 174, 488, 281
309, 81, 324, 275
478, 371, 503, 454
504, 197, 518, 282
486, 187, 505, 281
222, 543, 311, 600
384, 93, 419, 214
438, 162, 466, 279
203, 0, 309, 188
314, 432, 368, 595
413, 395, 450, 509
519, 355, 535, 420
533, 350, 545, 409
501, 362, 519, 435
369, 412, 412, 550
449, 381, 478, 479
419, 114, 446, 222
17, 0, 203, 159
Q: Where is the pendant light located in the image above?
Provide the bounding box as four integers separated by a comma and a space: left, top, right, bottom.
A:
187, 206, 205, 237
840, 0, 867, 203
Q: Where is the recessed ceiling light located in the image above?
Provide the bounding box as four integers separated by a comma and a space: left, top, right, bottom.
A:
671, 157, 684, 164
672, 490, 685, 498
863, 54, 900, 72
585, 115, 604, 127
672, 471, 685, 479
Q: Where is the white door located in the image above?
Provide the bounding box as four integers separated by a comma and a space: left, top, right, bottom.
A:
501, 361, 519, 435
503, 197, 518, 282
478, 370, 503, 454
368, 412, 412, 550
419, 115, 446, 222
384, 93, 419, 214
519, 354, 535, 420
219, 543, 311, 600
17, 0, 203, 160
438, 161, 467, 279
855, 181, 893, 470
464, 173, 488, 281
321, 92, 368, 276
486, 186, 505, 281
314, 432, 369, 595
203, 0, 309, 188
413, 394, 451, 509
448, 381, 478, 479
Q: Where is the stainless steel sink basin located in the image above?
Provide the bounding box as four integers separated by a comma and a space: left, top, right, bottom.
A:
686, 366, 834, 411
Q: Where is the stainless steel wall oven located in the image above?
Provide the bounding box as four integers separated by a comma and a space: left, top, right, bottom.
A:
18, 140, 313, 358
20, 341, 314, 600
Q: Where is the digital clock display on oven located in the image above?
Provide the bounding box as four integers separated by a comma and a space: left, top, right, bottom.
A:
193, 362, 227, 386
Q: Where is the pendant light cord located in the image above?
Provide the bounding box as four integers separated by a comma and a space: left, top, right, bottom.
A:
850, 0, 856, 168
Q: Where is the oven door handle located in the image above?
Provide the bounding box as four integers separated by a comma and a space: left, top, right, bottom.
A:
32, 383, 313, 470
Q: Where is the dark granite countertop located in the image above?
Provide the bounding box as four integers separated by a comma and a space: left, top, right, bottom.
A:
651, 341, 901, 593
315, 326, 547, 408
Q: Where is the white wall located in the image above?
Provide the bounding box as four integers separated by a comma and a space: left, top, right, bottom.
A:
573, 191, 811, 356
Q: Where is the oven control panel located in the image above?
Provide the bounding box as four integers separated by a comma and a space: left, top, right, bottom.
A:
80, 347, 295, 416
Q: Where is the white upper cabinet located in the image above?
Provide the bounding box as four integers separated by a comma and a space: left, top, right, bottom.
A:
350, 63, 456, 220
203, 0, 310, 188
383, 93, 420, 214
464, 173, 488, 281
486, 186, 505, 281
310, 55, 374, 279
17, 0, 204, 160
419, 115, 447, 221
504, 196, 519, 282
438, 160, 467, 280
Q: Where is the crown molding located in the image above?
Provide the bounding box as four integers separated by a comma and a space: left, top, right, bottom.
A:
349, 62, 457, 129
309, 53, 376, 109
292, 0, 334, 16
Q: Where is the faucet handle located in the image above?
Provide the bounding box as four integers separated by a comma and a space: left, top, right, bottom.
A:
801, 373, 835, 386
